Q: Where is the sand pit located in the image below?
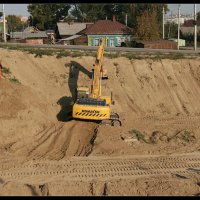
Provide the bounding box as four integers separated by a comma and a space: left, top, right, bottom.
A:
0, 48, 200, 195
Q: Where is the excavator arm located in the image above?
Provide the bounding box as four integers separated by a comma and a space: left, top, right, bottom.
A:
91, 38, 104, 99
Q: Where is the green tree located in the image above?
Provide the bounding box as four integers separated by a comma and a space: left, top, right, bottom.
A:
27, 4, 71, 30
69, 3, 135, 25
6, 15, 26, 32
197, 11, 200, 20
69, 4, 111, 22
165, 22, 178, 39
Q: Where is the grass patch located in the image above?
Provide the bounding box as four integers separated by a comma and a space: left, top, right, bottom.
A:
1, 64, 20, 84
178, 130, 196, 142
56, 50, 71, 58
2, 66, 11, 74
149, 131, 168, 144
129, 129, 148, 143
71, 51, 84, 57
105, 52, 121, 59
124, 53, 144, 60
128, 129, 195, 145
31, 49, 54, 58
0, 43, 198, 60
166, 53, 184, 60
167, 129, 196, 143
9, 76, 21, 84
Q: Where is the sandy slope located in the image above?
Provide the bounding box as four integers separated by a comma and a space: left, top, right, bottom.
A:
0, 48, 200, 195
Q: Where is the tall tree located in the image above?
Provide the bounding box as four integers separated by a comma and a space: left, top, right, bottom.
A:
134, 4, 168, 40
69, 4, 111, 22
27, 4, 71, 30
69, 4, 134, 24
135, 9, 160, 40
165, 22, 178, 39
69, 4, 168, 30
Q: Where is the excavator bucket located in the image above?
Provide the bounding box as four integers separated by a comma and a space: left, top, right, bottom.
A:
102, 69, 108, 79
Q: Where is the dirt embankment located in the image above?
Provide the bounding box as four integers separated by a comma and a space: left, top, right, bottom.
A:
1, 48, 200, 195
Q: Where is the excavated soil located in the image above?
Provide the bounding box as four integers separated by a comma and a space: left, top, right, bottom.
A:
0, 48, 200, 196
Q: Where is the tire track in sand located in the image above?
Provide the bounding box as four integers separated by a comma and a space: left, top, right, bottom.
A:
7, 121, 98, 160
0, 153, 199, 184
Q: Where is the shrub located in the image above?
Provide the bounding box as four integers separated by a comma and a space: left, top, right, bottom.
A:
2, 66, 11, 74
129, 129, 148, 143
9, 76, 20, 84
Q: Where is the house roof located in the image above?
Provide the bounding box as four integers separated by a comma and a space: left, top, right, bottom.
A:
60, 35, 82, 41
57, 22, 93, 36
10, 31, 48, 39
180, 26, 200, 34
182, 19, 200, 27
24, 26, 40, 33
83, 20, 132, 35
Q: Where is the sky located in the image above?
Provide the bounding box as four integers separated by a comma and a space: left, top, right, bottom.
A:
0, 4, 200, 17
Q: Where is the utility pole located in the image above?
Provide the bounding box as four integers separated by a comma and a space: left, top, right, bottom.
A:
177, 4, 180, 50
168, 11, 173, 38
125, 13, 127, 26
163, 6, 165, 39
194, 4, 197, 51
3, 4, 6, 43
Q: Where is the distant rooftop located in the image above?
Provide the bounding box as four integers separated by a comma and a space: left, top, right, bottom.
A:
57, 22, 93, 36
83, 19, 132, 35
10, 31, 48, 39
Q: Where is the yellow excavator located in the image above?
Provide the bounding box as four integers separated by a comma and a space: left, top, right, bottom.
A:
72, 38, 121, 126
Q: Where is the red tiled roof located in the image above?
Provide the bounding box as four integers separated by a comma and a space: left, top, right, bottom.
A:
83, 20, 132, 35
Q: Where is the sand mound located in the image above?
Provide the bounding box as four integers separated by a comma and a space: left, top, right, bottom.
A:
1, 48, 200, 195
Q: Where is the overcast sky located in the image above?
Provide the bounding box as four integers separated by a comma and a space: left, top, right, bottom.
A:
0, 4, 200, 17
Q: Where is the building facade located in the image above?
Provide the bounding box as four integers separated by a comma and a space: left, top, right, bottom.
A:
83, 17, 132, 47
87, 34, 131, 47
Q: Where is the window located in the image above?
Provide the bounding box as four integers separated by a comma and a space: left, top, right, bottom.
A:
94, 38, 99, 46
116, 37, 121, 46
110, 38, 115, 47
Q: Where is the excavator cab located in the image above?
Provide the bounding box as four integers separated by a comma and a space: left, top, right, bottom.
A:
76, 86, 90, 99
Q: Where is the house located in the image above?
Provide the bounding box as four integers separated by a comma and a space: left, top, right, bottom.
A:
55, 21, 93, 45
180, 19, 200, 36
165, 14, 194, 25
83, 16, 133, 47
180, 26, 200, 36
10, 26, 48, 44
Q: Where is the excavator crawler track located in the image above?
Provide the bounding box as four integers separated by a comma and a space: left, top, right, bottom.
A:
100, 112, 122, 126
